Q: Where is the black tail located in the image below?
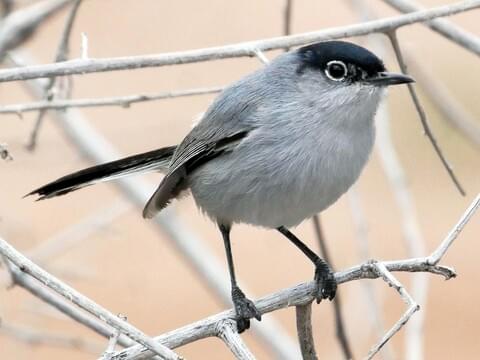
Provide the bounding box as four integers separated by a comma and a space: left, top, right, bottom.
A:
28, 146, 176, 200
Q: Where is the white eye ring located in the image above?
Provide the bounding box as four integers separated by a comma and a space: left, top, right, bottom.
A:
325, 60, 348, 81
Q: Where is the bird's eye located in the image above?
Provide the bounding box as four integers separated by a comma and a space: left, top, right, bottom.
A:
325, 60, 348, 81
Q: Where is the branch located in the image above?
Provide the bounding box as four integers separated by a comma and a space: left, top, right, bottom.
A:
7, 263, 135, 348
0, 86, 224, 114
387, 31, 466, 196
0, 0, 74, 58
406, 54, 480, 148
0, 236, 181, 360
215, 319, 255, 360
0, 0, 477, 82
366, 262, 420, 359
382, 0, 480, 55
427, 193, 480, 265
312, 215, 353, 359
105, 194, 479, 359
27, 0, 83, 150
296, 303, 317, 360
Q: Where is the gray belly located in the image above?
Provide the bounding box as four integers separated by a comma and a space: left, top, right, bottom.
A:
188, 130, 373, 228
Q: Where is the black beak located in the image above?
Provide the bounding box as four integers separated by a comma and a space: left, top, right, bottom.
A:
366, 72, 415, 86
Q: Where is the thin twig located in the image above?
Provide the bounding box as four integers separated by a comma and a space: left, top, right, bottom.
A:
0, 1, 478, 82
0, 86, 224, 114
215, 319, 255, 360
312, 215, 353, 360
427, 193, 480, 265
387, 30, 466, 196
27, 0, 82, 150
366, 262, 420, 359
101, 315, 125, 360
406, 54, 480, 148
252, 48, 270, 64
0, 237, 181, 360
382, 0, 480, 55
296, 303, 317, 360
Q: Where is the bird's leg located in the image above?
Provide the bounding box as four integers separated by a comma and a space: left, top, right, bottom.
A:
277, 226, 337, 303
219, 224, 261, 333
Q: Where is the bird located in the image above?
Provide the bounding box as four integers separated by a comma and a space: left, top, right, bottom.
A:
28, 40, 414, 333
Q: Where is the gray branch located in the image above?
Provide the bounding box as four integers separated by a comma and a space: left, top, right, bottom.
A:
104, 194, 479, 359
387, 30, 466, 195
0, 236, 180, 360
0, 0, 477, 82
295, 303, 317, 360
382, 0, 480, 55
0, 0, 74, 58
8, 262, 135, 347
366, 262, 420, 359
215, 319, 256, 360
0, 86, 224, 114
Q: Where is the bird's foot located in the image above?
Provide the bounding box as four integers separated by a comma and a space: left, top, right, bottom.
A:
231, 286, 262, 333
313, 260, 337, 303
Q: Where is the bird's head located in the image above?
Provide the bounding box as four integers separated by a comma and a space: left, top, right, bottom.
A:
288, 40, 414, 126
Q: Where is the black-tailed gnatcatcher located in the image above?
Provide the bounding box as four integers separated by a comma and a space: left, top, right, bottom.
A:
29, 41, 414, 332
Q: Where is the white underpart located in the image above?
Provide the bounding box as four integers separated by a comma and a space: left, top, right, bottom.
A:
189, 78, 384, 228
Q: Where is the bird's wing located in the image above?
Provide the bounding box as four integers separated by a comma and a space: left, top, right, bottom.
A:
142, 71, 263, 219
142, 129, 250, 219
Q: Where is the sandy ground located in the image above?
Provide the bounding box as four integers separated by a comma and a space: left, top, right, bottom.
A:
0, 1, 479, 359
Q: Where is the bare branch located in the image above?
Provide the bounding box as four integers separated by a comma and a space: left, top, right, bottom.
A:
215, 319, 255, 360
0, 0, 75, 58
7, 263, 135, 347
101, 315, 125, 360
366, 262, 420, 359
27, 0, 83, 150
110, 260, 454, 360
0, 1, 478, 82
427, 193, 480, 265
387, 30, 466, 196
382, 0, 480, 55
312, 215, 353, 360
406, 55, 480, 148
0, 86, 224, 114
0, 237, 181, 360
296, 303, 317, 360
107, 194, 479, 359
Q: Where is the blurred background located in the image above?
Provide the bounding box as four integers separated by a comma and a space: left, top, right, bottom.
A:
0, 0, 479, 359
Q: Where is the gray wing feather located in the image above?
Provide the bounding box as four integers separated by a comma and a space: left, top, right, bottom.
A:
142, 68, 266, 219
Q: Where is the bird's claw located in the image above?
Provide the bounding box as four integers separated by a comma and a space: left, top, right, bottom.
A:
313, 261, 337, 303
232, 286, 261, 333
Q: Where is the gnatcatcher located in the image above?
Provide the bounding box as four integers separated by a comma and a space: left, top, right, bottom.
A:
29, 41, 413, 332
